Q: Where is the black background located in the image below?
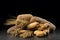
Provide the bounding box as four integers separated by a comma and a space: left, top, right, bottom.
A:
0, 1, 60, 40
0, 2, 59, 30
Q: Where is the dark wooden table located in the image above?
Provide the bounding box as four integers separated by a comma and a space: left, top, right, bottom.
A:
0, 29, 60, 40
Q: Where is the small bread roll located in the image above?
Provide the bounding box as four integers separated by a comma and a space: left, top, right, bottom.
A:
38, 23, 49, 31
18, 30, 28, 34
19, 30, 33, 38
43, 29, 50, 35
27, 22, 39, 29
34, 30, 45, 37
16, 14, 33, 21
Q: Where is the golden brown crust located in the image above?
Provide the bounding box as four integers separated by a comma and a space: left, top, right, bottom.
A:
19, 30, 33, 38
27, 22, 39, 29
34, 30, 45, 37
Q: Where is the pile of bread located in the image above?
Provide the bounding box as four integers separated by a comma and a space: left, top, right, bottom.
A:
6, 14, 56, 38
